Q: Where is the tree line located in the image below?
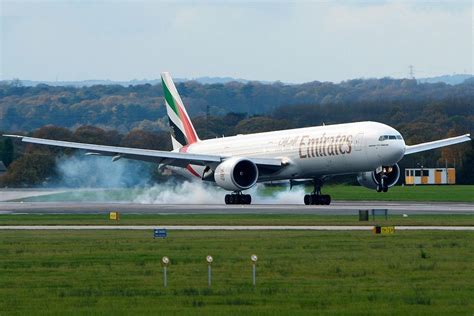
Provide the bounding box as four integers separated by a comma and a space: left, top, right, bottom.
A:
1, 77, 473, 132
0, 77, 473, 186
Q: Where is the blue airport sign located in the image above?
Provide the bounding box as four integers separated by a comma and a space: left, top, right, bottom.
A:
154, 228, 167, 238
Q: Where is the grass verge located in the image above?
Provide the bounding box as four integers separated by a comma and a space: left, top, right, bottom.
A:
0, 230, 473, 315
0, 213, 474, 226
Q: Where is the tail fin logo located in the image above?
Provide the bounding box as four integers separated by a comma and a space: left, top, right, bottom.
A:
161, 72, 199, 149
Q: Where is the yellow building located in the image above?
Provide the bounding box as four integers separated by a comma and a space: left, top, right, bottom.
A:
405, 168, 455, 185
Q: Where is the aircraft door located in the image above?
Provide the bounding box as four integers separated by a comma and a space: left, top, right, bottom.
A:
354, 133, 364, 151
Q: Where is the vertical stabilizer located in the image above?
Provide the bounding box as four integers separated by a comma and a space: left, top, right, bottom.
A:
161, 72, 200, 150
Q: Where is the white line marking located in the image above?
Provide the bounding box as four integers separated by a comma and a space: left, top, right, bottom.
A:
0, 226, 473, 231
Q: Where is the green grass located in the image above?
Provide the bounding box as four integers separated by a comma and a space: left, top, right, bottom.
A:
9, 185, 474, 203
0, 213, 474, 227
324, 185, 474, 202
0, 230, 473, 315
263, 184, 474, 202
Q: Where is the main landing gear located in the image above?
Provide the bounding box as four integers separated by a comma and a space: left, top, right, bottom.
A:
225, 192, 252, 205
304, 179, 331, 205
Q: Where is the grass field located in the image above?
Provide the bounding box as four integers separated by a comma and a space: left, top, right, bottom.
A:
1, 229, 473, 315
11, 184, 474, 203
1, 213, 474, 227
322, 185, 474, 202
265, 184, 474, 202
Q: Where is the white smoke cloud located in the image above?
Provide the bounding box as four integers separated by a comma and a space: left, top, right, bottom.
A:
55, 154, 153, 188
54, 154, 307, 204
132, 181, 306, 205
132, 181, 225, 204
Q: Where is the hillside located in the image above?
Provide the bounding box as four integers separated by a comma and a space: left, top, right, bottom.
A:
1, 78, 473, 133
0, 77, 473, 186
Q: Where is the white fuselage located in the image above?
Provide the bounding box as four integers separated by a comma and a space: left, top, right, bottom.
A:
177, 121, 406, 181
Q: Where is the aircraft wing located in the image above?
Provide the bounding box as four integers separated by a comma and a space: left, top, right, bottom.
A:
404, 134, 471, 155
3, 135, 283, 169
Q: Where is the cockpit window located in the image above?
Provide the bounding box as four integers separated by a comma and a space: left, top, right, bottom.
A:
379, 135, 402, 141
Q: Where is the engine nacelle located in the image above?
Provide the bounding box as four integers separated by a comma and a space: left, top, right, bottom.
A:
357, 164, 401, 190
214, 157, 258, 191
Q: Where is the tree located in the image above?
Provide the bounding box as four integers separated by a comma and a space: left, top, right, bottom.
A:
459, 140, 474, 184
0, 151, 56, 186
234, 117, 292, 134
74, 126, 119, 145
0, 138, 14, 167
120, 129, 171, 150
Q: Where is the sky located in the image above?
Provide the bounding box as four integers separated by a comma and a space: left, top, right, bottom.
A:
1, 0, 472, 83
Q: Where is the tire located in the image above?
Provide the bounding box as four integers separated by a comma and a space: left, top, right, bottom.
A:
376, 185, 382, 192
304, 195, 310, 205
225, 195, 230, 205
324, 195, 331, 205
246, 195, 252, 205
382, 186, 388, 193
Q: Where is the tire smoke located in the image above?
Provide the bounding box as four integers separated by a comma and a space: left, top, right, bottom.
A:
132, 181, 306, 205
54, 154, 306, 204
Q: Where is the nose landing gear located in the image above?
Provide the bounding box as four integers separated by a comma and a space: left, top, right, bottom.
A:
304, 179, 331, 205
225, 192, 252, 205
376, 168, 390, 193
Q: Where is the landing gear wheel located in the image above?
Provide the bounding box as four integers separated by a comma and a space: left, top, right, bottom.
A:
322, 194, 331, 205
225, 193, 252, 205
376, 185, 382, 193
244, 194, 252, 205
304, 194, 310, 205
304, 193, 331, 205
382, 186, 388, 193
304, 179, 332, 205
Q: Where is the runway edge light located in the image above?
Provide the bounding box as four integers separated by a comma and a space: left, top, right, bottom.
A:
162, 256, 170, 288
206, 255, 213, 287
251, 254, 258, 286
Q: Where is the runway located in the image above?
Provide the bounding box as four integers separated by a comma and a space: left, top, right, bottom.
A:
0, 201, 473, 215
0, 225, 473, 231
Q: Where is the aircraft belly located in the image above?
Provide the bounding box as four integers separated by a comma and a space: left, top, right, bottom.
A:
167, 164, 205, 180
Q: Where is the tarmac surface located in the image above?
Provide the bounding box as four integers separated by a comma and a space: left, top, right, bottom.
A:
0, 225, 473, 230
0, 201, 473, 215
0, 189, 68, 202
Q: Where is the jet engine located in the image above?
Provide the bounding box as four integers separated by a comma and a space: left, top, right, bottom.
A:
357, 164, 400, 191
214, 157, 258, 191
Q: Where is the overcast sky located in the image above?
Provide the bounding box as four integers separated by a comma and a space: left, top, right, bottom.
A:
1, 0, 472, 83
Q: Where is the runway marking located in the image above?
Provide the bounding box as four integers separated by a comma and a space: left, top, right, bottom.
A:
1, 201, 473, 215
0, 225, 473, 231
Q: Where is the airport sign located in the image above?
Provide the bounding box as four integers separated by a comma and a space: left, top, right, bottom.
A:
154, 228, 167, 238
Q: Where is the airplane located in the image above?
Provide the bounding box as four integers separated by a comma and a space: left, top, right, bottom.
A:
4, 72, 471, 205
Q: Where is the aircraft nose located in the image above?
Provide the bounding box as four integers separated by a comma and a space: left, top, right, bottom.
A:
388, 141, 405, 164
